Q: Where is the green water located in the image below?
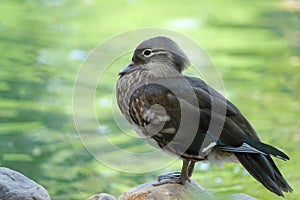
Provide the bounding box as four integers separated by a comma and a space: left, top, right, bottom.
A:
0, 0, 299, 199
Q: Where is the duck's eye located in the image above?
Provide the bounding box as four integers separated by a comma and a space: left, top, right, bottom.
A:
142, 49, 152, 57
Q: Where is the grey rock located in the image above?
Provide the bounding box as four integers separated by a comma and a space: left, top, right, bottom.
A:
0, 167, 50, 200
87, 193, 116, 200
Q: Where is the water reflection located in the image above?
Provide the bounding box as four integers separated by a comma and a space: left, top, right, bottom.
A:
0, 1, 299, 199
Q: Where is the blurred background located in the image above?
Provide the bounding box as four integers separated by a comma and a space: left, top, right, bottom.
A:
0, 0, 299, 199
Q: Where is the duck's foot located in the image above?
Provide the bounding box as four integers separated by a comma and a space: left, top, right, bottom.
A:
157, 171, 181, 182
153, 160, 192, 186
153, 171, 190, 186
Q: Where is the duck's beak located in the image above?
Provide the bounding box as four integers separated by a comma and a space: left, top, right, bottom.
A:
118, 62, 135, 76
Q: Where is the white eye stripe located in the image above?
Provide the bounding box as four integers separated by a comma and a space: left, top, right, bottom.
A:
142, 49, 168, 57
142, 49, 152, 57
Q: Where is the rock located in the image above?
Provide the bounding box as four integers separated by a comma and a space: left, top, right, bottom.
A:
116, 179, 257, 200
118, 179, 214, 200
87, 193, 116, 200
0, 167, 51, 200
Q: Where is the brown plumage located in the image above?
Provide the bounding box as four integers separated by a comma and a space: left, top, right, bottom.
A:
116, 36, 293, 196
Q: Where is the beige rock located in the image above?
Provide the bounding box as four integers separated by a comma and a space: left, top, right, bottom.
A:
118, 179, 214, 200
88, 179, 257, 200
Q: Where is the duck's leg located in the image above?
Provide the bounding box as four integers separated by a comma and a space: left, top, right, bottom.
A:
188, 161, 196, 177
